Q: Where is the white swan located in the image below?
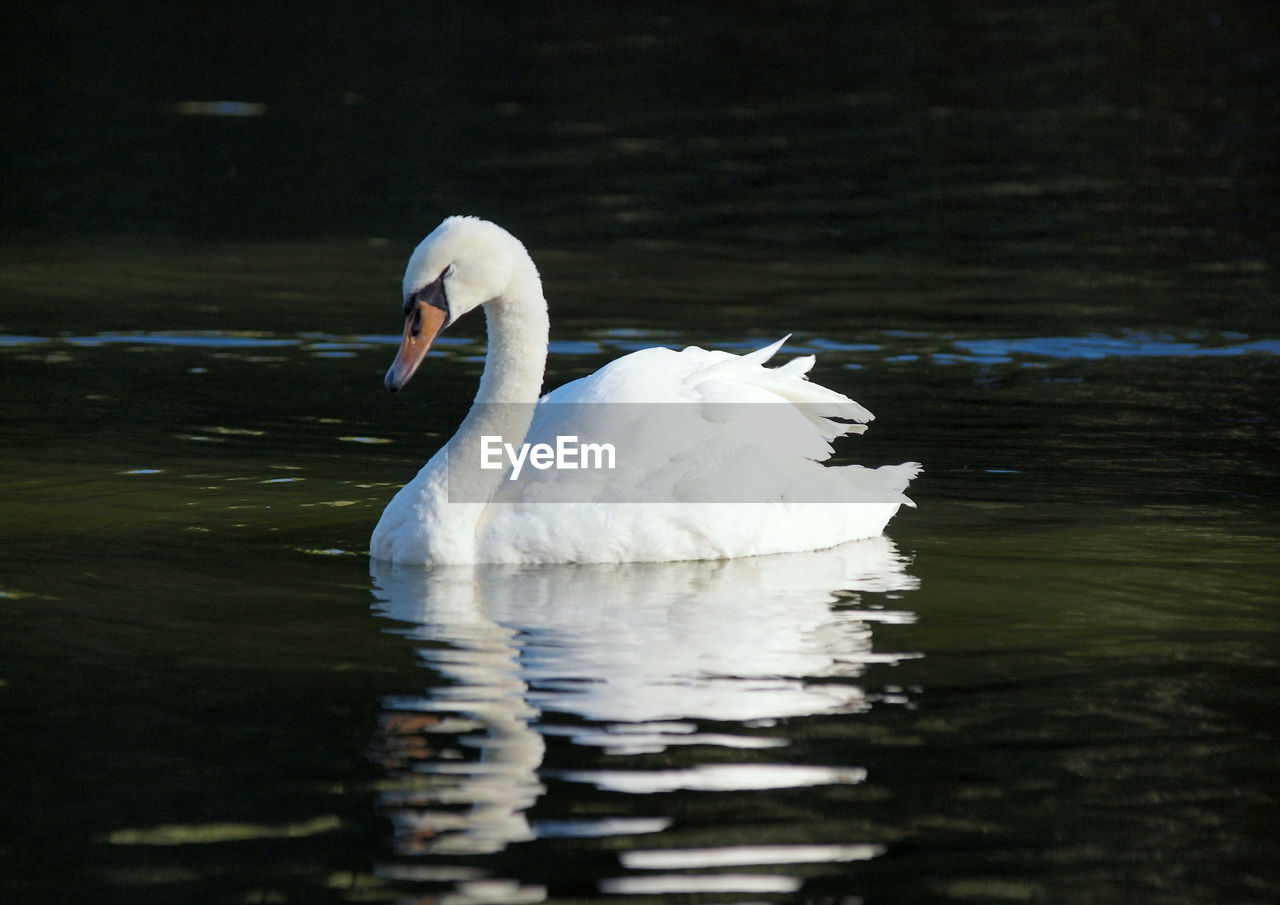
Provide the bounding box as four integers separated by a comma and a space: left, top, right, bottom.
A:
370, 216, 920, 565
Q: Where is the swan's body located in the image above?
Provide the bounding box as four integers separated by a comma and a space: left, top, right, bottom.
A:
371, 216, 920, 565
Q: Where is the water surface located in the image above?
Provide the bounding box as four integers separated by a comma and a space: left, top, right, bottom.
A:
3, 2, 1279, 903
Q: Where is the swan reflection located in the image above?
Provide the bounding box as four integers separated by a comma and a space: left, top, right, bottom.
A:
369, 536, 918, 860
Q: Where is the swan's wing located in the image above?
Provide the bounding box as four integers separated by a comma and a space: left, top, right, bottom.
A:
543, 336, 871, 429
494, 338, 905, 507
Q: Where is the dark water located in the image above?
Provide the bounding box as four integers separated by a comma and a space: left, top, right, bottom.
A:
3, 3, 1279, 904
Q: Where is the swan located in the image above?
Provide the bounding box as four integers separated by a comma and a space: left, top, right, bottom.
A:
370, 216, 920, 565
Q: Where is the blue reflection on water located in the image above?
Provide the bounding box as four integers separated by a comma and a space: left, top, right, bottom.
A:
948, 333, 1280, 364
64, 332, 298, 348
2, 330, 1277, 364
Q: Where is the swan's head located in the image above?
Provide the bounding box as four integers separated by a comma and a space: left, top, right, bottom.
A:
384, 216, 533, 392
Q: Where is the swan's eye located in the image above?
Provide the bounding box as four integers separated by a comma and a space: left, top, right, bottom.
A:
423, 271, 451, 320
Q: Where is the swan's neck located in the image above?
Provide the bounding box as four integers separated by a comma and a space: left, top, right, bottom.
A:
453, 262, 549, 448
404, 265, 548, 562
473, 268, 549, 406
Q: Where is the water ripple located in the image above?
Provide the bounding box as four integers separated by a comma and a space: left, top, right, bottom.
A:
3, 330, 1275, 368
947, 332, 1280, 364
619, 843, 884, 868
553, 763, 869, 794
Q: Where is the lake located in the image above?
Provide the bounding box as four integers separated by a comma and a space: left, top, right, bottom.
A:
2, 3, 1277, 904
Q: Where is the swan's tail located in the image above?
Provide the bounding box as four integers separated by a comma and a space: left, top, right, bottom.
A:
877, 462, 924, 507
694, 336, 876, 442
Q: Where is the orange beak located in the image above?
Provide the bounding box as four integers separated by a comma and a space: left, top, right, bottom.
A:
385, 301, 448, 392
